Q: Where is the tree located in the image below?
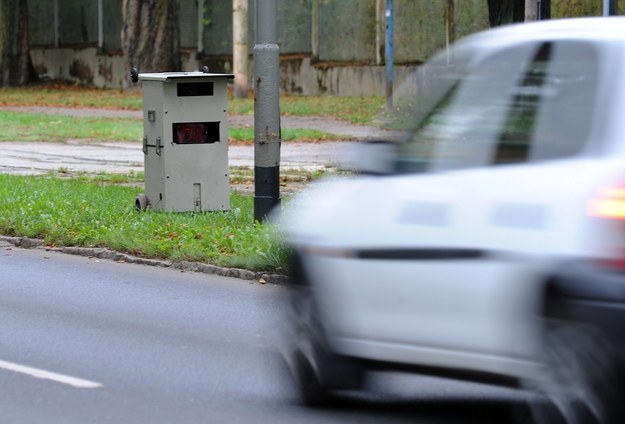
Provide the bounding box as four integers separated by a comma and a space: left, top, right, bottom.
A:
523, 0, 550, 22
487, 0, 525, 27
0, 0, 38, 87
232, 0, 249, 99
525, 0, 537, 21
121, 0, 181, 83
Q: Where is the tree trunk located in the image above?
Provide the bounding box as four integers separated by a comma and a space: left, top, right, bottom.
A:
525, 0, 537, 21
121, 0, 181, 86
446, 0, 455, 64
233, 0, 248, 98
17, 0, 36, 84
0, 0, 37, 87
446, 0, 455, 46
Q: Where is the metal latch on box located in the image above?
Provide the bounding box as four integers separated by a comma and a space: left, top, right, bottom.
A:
143, 136, 162, 156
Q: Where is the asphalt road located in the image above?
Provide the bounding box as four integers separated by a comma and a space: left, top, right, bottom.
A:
0, 243, 538, 423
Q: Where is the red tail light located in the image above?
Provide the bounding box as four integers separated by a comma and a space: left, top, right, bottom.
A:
588, 185, 625, 270
587, 187, 625, 219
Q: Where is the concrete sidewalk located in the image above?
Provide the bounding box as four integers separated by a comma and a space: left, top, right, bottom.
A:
0, 106, 397, 175
0, 140, 357, 175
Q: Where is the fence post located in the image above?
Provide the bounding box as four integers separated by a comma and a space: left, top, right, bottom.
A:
385, 0, 394, 110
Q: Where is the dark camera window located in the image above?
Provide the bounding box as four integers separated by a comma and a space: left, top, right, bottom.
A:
177, 82, 214, 97
172, 122, 220, 144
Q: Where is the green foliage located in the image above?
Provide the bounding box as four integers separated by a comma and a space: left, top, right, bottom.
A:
552, 0, 602, 18
0, 175, 289, 273
202, 2, 212, 27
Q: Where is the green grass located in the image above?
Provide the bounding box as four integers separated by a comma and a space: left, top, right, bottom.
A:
0, 110, 346, 143
230, 95, 385, 124
0, 84, 143, 110
0, 111, 142, 142
228, 127, 349, 143
52, 169, 145, 184
0, 84, 384, 124
0, 174, 289, 272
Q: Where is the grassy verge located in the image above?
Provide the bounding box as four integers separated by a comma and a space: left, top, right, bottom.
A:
230, 95, 384, 124
229, 127, 349, 143
0, 111, 142, 142
0, 111, 345, 143
0, 83, 374, 275
0, 84, 143, 110
0, 174, 289, 273
0, 84, 384, 124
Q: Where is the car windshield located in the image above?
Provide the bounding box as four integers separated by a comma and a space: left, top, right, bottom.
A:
392, 39, 600, 173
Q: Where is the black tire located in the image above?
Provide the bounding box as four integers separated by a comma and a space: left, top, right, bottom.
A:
292, 346, 330, 407
135, 193, 148, 212
533, 319, 618, 424
287, 284, 365, 406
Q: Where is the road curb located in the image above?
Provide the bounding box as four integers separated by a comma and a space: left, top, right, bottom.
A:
0, 235, 290, 286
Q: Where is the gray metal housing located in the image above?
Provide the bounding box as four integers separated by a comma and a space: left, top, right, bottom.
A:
138, 72, 233, 212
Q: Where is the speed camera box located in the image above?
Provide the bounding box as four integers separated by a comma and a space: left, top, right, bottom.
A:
137, 71, 234, 212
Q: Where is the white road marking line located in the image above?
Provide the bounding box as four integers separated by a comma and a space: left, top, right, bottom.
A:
0, 359, 102, 389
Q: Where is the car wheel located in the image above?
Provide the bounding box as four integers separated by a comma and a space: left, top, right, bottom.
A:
291, 337, 330, 406
288, 286, 364, 406
135, 193, 148, 212
532, 319, 618, 424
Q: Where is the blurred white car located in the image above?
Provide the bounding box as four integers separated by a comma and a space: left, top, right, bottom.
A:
281, 17, 625, 423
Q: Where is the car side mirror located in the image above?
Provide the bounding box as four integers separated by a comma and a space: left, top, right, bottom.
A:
347, 140, 399, 175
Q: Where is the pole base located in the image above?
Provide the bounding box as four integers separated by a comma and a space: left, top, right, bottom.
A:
254, 166, 281, 222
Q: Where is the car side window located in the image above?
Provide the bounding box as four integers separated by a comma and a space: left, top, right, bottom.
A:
398, 42, 537, 172
494, 41, 598, 164
528, 41, 598, 161
397, 40, 599, 173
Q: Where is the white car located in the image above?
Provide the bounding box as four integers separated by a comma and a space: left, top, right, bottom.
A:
281, 17, 625, 423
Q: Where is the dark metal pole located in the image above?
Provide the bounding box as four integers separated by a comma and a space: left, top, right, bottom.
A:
98, 0, 104, 51
385, 0, 393, 110
253, 0, 281, 222
604, 0, 611, 15
603, 0, 616, 15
